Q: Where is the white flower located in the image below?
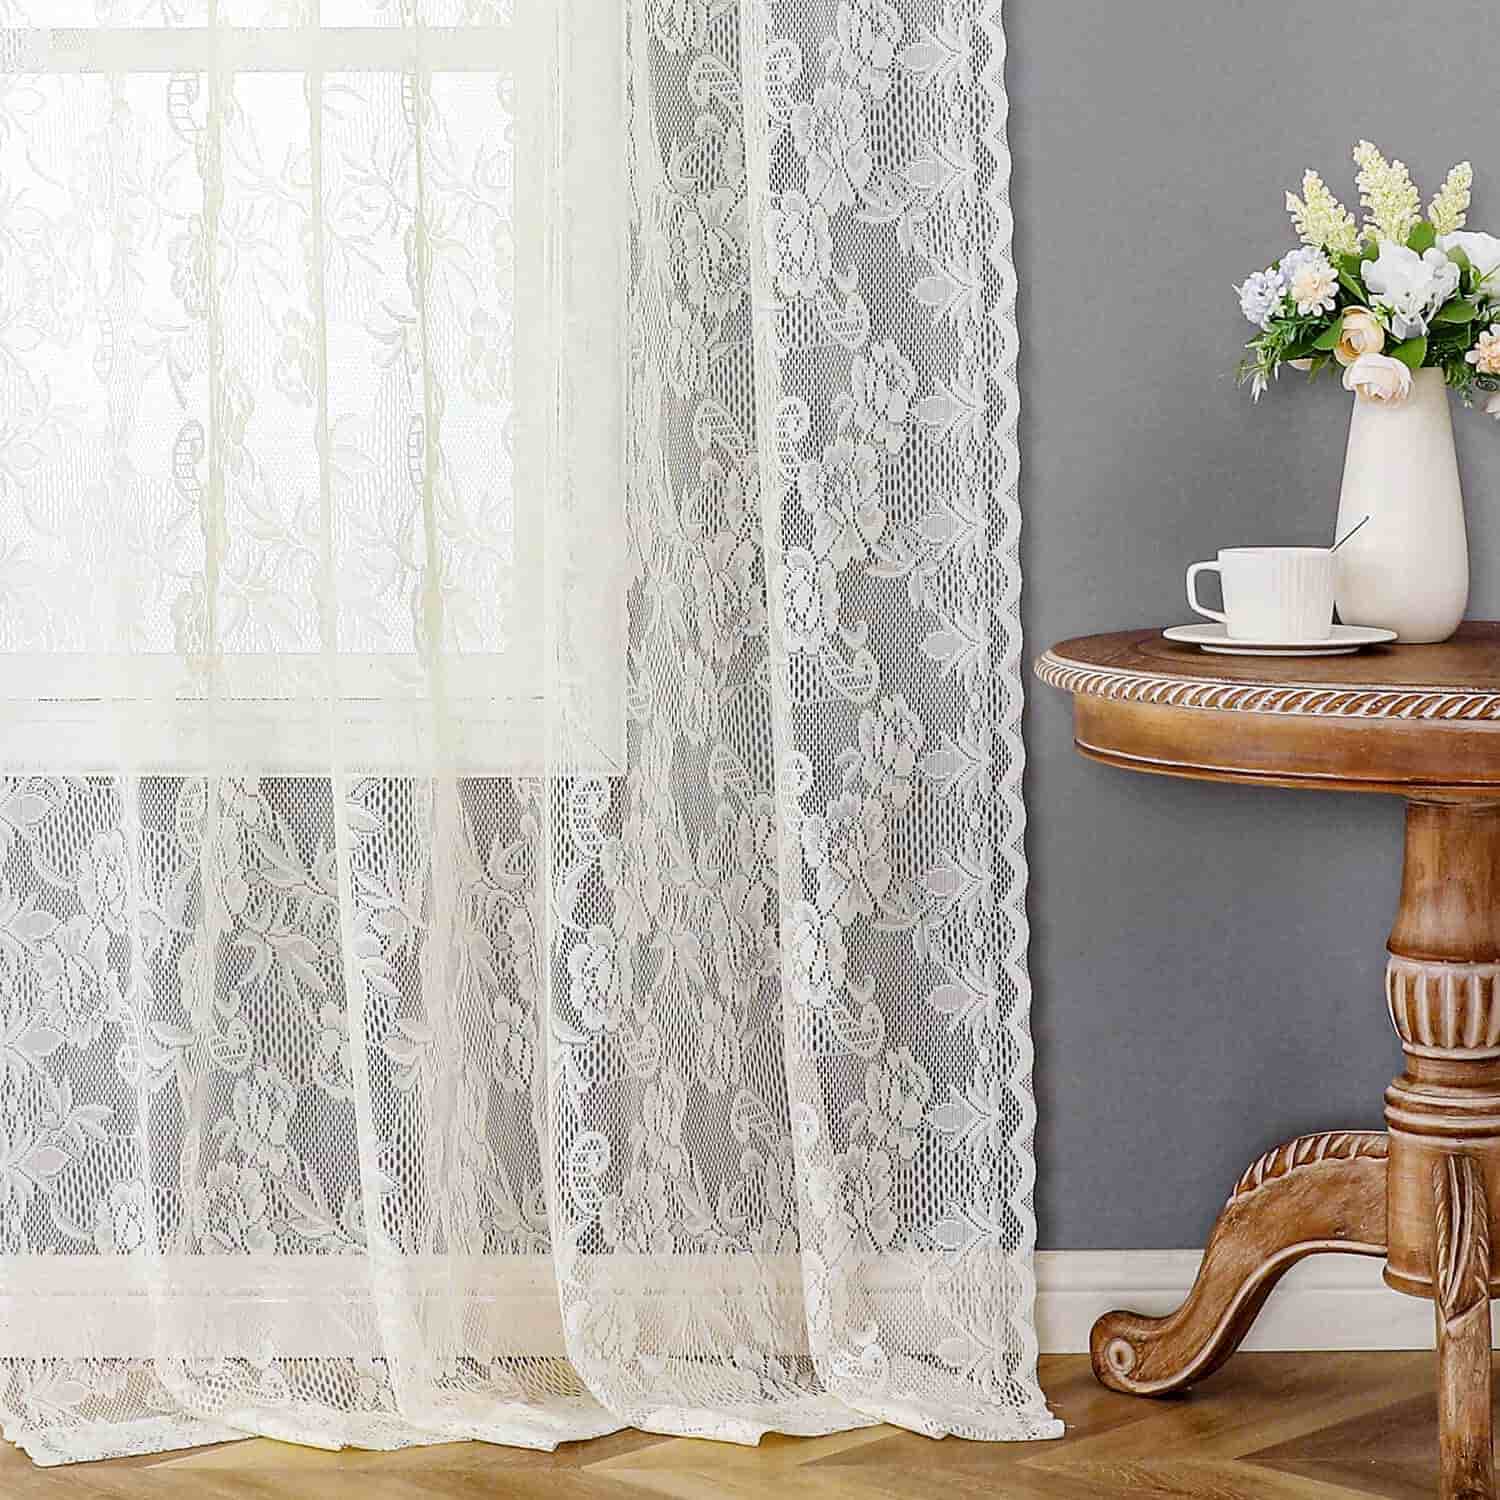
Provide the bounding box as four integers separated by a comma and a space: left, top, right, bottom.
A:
1440, 230, 1500, 285
801, 791, 891, 923
697, 989, 743, 1093
78, 828, 131, 935
220, 776, 266, 829
674, 188, 746, 323
196, 1163, 273, 1254
735, 795, 778, 882
1352, 141, 1421, 245
460, 307, 506, 407
638, 1066, 688, 1178
230, 1064, 295, 1177
492, 991, 535, 1094
848, 339, 916, 453
808, 1142, 896, 1257
864, 1047, 932, 1160
600, 1166, 671, 1254
693, 537, 763, 666
834, 0, 904, 100
39, 915, 119, 1047
858, 694, 924, 811
1342, 350, 1413, 406
763, 190, 832, 299
1429, 163, 1474, 237
1236, 266, 1286, 329
798, 437, 884, 566
169, 214, 209, 318
1284, 170, 1359, 255
1282, 248, 1338, 317
790, 84, 872, 212
567, 926, 621, 1034
94, 1179, 150, 1256
786, 900, 847, 1008
711, 867, 773, 994
1361, 241, 1460, 340
650, 0, 707, 54
665, 302, 709, 397
1468, 325, 1500, 376
314, 1001, 353, 1097
780, 548, 839, 655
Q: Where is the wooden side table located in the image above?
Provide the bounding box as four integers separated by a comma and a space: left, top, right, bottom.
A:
1038, 623, 1500, 1500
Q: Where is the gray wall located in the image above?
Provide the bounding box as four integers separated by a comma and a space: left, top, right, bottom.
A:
1012, 2, 1500, 1249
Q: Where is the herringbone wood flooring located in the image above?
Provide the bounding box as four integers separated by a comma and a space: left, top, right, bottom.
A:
0, 1354, 1467, 1498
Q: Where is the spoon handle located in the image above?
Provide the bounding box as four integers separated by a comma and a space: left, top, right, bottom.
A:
1331, 513, 1371, 553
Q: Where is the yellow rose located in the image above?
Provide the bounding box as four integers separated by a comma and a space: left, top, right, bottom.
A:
1334, 308, 1385, 367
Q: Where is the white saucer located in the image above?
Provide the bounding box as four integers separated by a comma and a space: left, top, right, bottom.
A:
1162, 623, 1398, 657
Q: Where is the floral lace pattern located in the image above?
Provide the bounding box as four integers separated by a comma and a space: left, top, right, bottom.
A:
747, 0, 1054, 1438
0, 0, 1053, 1467
547, 0, 1054, 1444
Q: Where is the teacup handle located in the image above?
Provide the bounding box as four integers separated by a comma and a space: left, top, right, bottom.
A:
1186, 561, 1226, 623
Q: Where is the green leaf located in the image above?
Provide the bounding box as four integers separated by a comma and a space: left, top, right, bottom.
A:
1307, 353, 1331, 380
1389, 335, 1428, 371
1311, 317, 1345, 350
1447, 244, 1473, 275
1435, 299, 1480, 324
1338, 270, 1374, 301
1407, 219, 1437, 254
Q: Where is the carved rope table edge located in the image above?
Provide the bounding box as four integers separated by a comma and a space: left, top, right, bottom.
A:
1034, 649, 1500, 722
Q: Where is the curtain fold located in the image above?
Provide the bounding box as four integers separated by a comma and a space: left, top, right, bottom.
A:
0, 0, 1056, 1467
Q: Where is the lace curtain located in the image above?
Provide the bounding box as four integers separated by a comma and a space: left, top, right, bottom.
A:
0, 0, 1057, 1466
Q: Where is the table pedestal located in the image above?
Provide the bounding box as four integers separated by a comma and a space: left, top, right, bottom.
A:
1092, 800, 1500, 1500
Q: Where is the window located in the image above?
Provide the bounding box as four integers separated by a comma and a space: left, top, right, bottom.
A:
0, 7, 624, 773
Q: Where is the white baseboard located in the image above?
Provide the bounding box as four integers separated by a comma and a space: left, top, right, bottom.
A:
1036, 1249, 1500, 1353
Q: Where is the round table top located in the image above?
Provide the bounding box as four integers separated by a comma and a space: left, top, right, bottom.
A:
1035, 623, 1500, 796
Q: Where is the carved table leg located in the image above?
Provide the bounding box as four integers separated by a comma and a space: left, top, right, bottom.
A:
1091, 1131, 1388, 1395
1380, 800, 1500, 1498
1434, 1155, 1494, 1500
1092, 799, 1500, 1494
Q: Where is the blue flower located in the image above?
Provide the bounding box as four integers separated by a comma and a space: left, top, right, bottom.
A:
1236, 265, 1287, 328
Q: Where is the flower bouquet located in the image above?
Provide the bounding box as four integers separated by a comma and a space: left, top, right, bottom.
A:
1232, 142, 1492, 644
1236, 141, 1499, 407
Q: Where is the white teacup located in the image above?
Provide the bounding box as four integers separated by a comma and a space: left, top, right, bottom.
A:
1186, 546, 1336, 642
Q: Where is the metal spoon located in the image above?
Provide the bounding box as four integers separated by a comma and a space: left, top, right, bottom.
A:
1331, 514, 1371, 553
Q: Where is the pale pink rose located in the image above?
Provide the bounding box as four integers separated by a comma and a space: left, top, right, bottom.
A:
1342, 351, 1412, 405
1466, 324, 1500, 376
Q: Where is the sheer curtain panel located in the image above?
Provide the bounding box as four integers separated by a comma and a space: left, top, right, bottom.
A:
0, 0, 1057, 1466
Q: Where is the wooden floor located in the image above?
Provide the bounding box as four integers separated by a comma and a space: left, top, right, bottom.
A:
0, 1354, 1467, 1498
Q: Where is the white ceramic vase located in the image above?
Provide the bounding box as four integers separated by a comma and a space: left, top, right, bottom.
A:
1333, 366, 1468, 644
